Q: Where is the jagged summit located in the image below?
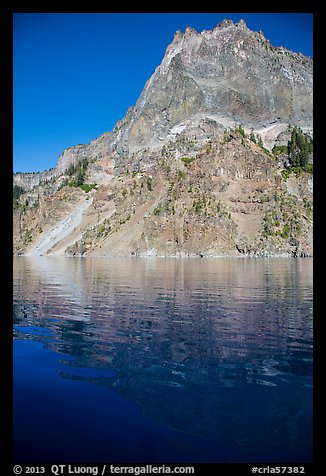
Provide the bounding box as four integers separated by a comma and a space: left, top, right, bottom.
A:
173, 19, 259, 44
109, 19, 312, 158
214, 18, 247, 29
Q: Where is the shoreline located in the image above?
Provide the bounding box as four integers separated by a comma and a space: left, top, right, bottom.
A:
13, 252, 313, 259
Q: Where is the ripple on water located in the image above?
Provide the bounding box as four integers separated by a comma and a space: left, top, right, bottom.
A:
13, 257, 313, 462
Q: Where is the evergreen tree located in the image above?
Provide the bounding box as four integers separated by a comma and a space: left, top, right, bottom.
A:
13, 184, 25, 201
238, 125, 246, 138
287, 126, 312, 168
250, 130, 256, 143
258, 135, 264, 148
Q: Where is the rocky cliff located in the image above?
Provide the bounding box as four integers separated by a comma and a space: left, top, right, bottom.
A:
118, 19, 312, 154
13, 20, 313, 257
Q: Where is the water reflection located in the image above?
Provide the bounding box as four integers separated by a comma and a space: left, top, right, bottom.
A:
13, 257, 313, 462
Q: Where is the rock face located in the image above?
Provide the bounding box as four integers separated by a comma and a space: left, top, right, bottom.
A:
13, 20, 313, 257
13, 169, 56, 191
119, 19, 312, 154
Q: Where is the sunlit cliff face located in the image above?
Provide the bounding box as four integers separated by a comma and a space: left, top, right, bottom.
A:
13, 20, 313, 258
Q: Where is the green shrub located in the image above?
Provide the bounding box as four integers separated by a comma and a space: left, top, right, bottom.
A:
65, 158, 89, 186
13, 184, 25, 200
281, 163, 313, 181
193, 199, 205, 213
272, 145, 288, 156
79, 183, 97, 193
281, 169, 291, 180
303, 163, 313, 174
303, 198, 313, 211
13, 184, 25, 208
180, 156, 196, 166
281, 224, 291, 239
147, 178, 153, 191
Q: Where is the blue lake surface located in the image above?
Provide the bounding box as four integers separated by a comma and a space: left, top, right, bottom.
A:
13, 257, 313, 463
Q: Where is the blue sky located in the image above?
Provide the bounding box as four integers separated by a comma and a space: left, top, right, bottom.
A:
13, 13, 313, 173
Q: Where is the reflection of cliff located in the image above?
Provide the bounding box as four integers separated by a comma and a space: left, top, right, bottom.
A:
13, 257, 313, 452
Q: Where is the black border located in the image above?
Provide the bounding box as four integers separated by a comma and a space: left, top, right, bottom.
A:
3, 2, 320, 474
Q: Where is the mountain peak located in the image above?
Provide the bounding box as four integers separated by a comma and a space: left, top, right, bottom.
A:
236, 19, 247, 28
184, 26, 198, 36
116, 20, 313, 156
211, 18, 247, 30
216, 19, 235, 28
13, 20, 313, 258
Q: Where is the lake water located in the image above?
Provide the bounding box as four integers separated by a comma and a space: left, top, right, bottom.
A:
13, 257, 313, 463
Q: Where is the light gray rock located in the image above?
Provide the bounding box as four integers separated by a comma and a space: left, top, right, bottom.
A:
111, 19, 312, 156
18, 19, 312, 179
